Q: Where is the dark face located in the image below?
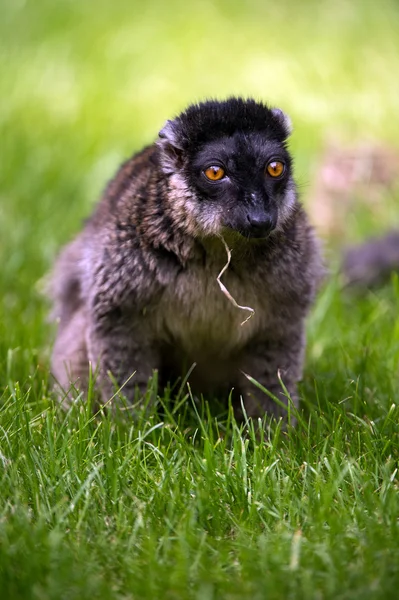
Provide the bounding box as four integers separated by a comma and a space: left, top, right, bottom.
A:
157, 98, 296, 239
187, 132, 294, 239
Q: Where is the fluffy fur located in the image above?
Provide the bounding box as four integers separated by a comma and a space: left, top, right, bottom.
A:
50, 98, 323, 419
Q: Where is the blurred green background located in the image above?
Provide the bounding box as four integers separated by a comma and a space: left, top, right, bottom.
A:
2, 3, 399, 597
1, 0, 399, 371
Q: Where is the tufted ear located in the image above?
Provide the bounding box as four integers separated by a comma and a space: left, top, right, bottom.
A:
271, 108, 293, 137
157, 119, 184, 174
158, 119, 183, 147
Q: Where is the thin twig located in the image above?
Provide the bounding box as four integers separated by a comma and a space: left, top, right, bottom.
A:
216, 234, 255, 326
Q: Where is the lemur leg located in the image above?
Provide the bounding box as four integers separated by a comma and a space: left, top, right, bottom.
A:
237, 326, 305, 421
87, 314, 160, 413
51, 309, 89, 406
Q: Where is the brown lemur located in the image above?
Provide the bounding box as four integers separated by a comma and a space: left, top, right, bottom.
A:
50, 98, 324, 419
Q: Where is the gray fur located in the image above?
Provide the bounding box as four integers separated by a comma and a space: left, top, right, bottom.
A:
49, 99, 323, 419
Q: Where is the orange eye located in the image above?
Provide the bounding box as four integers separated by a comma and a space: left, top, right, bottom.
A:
204, 166, 225, 181
266, 161, 285, 178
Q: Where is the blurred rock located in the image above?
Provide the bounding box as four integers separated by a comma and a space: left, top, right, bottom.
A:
310, 142, 399, 238
342, 230, 399, 288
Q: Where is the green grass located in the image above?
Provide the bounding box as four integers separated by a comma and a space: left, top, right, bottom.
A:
1, 0, 399, 597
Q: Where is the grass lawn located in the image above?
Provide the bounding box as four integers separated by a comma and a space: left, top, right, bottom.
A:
1, 0, 399, 597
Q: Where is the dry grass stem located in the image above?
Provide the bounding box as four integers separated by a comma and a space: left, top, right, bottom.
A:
216, 234, 255, 326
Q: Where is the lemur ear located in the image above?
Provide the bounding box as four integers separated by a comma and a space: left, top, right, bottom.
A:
271, 108, 293, 137
157, 120, 184, 174
158, 120, 182, 148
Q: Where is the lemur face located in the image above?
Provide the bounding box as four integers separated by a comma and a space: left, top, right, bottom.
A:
188, 132, 295, 238
157, 98, 296, 239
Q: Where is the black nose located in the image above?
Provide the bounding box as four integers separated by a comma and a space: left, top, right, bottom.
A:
246, 213, 276, 238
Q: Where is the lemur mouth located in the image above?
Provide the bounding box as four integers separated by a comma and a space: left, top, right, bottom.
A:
243, 228, 274, 240
224, 224, 274, 241
222, 213, 276, 240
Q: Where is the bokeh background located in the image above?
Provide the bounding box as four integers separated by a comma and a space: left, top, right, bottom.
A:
2, 5, 399, 595
1, 0, 399, 378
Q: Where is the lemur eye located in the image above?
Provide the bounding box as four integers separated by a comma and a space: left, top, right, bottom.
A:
266, 160, 285, 178
204, 166, 225, 181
